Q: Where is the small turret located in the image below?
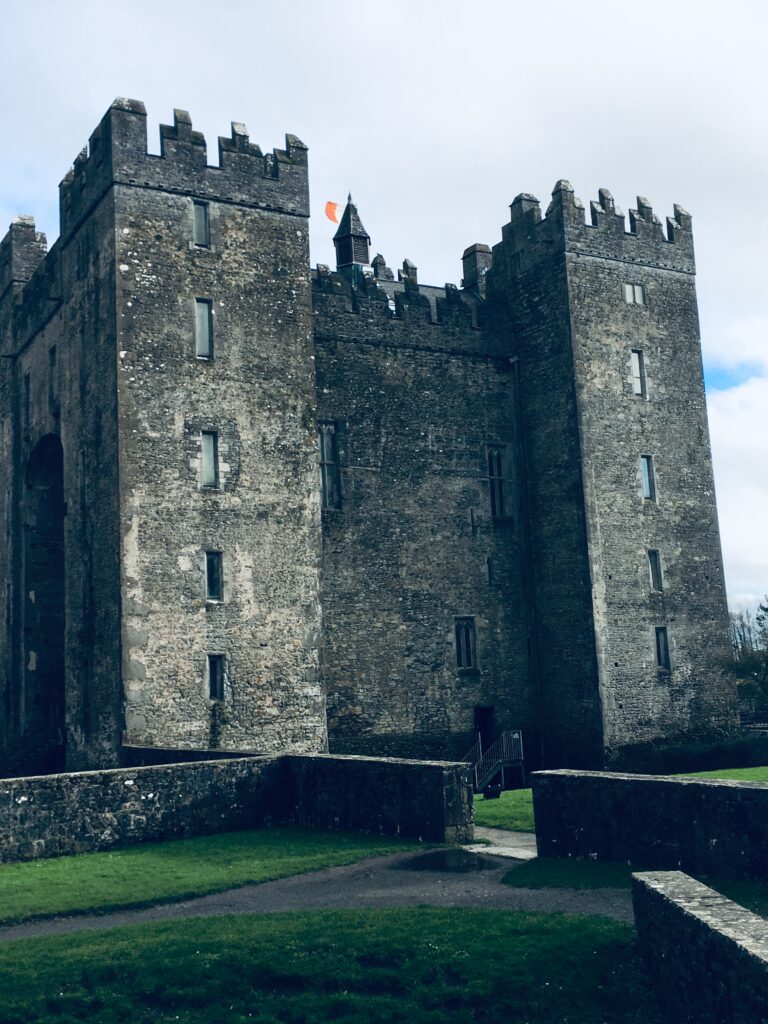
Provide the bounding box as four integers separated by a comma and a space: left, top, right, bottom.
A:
333, 195, 371, 272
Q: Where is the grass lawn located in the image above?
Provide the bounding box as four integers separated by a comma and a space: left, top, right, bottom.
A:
473, 788, 534, 832
0, 826, 421, 927
682, 766, 768, 783
0, 908, 662, 1024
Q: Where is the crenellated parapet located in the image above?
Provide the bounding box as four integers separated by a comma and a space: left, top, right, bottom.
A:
491, 181, 695, 279
0, 216, 48, 305
58, 98, 309, 241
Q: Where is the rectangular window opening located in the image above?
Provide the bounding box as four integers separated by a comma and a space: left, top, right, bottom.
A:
623, 282, 645, 305
23, 373, 30, 432
195, 298, 214, 359
455, 617, 477, 670
630, 349, 646, 397
641, 455, 656, 501
48, 346, 58, 407
201, 431, 219, 488
648, 549, 663, 592
319, 421, 341, 509
193, 201, 211, 247
655, 626, 671, 672
487, 445, 506, 519
208, 653, 225, 700
206, 551, 223, 602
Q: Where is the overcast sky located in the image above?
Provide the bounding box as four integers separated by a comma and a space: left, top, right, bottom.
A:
1, 0, 766, 607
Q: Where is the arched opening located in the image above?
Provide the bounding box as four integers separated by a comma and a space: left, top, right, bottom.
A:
23, 433, 66, 772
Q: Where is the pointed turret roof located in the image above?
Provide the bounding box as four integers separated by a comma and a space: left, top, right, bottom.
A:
333, 193, 370, 244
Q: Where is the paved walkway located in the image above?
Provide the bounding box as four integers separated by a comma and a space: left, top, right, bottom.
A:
0, 829, 633, 943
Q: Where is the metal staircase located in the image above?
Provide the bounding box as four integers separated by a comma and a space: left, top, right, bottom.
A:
461, 729, 525, 792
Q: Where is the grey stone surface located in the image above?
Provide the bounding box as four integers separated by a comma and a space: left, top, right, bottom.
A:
534, 769, 768, 879
633, 871, 768, 1023
0, 753, 473, 862
0, 99, 736, 778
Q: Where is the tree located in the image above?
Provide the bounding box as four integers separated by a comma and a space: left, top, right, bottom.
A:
729, 598, 768, 698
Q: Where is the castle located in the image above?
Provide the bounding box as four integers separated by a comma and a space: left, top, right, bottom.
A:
0, 99, 736, 777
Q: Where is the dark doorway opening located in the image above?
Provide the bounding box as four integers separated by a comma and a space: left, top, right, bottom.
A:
23, 434, 66, 772
474, 705, 496, 751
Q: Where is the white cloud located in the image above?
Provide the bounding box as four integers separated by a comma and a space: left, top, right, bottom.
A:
709, 375, 768, 603
704, 316, 768, 373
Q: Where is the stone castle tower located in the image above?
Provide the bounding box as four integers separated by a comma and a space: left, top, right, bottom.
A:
0, 100, 735, 776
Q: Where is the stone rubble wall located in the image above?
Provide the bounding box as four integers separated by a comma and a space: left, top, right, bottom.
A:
533, 769, 768, 879
0, 753, 473, 862
632, 871, 768, 1024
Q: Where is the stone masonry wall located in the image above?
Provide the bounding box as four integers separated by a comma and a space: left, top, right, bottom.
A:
533, 769, 768, 879
313, 273, 534, 761
632, 871, 768, 1024
0, 753, 473, 861
109, 103, 325, 753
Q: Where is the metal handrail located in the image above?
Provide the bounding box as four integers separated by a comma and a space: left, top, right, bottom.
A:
474, 730, 524, 791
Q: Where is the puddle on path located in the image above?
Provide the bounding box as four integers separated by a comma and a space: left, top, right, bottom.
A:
394, 849, 501, 873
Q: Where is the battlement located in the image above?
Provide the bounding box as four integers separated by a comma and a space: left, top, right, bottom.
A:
312, 260, 480, 331
0, 216, 48, 304
493, 181, 695, 275
58, 98, 309, 241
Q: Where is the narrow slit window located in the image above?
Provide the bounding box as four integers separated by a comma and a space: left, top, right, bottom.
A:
487, 445, 506, 518
201, 431, 219, 488
640, 455, 656, 501
23, 373, 30, 432
455, 617, 477, 670
195, 299, 214, 359
193, 201, 211, 247
623, 282, 645, 305
655, 627, 671, 672
630, 349, 646, 396
208, 653, 225, 700
206, 551, 223, 601
318, 421, 341, 509
648, 549, 663, 592
48, 346, 58, 407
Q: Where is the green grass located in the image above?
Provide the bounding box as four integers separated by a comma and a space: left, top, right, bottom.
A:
682, 765, 768, 783
503, 857, 636, 890
0, 908, 663, 1024
0, 826, 420, 927
473, 788, 534, 832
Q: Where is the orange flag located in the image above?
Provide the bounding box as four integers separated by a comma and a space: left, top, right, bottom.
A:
325, 201, 340, 224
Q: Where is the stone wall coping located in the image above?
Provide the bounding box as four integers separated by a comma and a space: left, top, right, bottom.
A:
532, 769, 768, 791
633, 871, 768, 961
0, 754, 278, 786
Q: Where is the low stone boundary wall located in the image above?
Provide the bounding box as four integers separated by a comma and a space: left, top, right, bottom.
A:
632, 872, 768, 1023
0, 753, 472, 862
532, 769, 768, 879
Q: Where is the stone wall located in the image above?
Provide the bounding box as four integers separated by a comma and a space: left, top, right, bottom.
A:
0, 753, 473, 862
632, 871, 768, 1023
533, 769, 768, 879
313, 271, 533, 761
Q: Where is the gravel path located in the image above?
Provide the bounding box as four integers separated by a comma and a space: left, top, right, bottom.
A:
0, 837, 633, 943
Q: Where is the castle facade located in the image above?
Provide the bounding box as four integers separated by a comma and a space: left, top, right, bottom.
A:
0, 99, 736, 776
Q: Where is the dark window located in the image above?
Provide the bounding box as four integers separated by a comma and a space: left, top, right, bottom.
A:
474, 705, 495, 749
195, 299, 214, 359
48, 346, 58, 407
455, 617, 477, 670
487, 446, 506, 518
206, 551, 223, 601
23, 373, 30, 432
193, 201, 211, 247
623, 282, 645, 305
631, 349, 646, 396
648, 549, 663, 591
641, 455, 656, 501
655, 627, 671, 671
208, 653, 225, 699
201, 431, 219, 488
318, 422, 341, 509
